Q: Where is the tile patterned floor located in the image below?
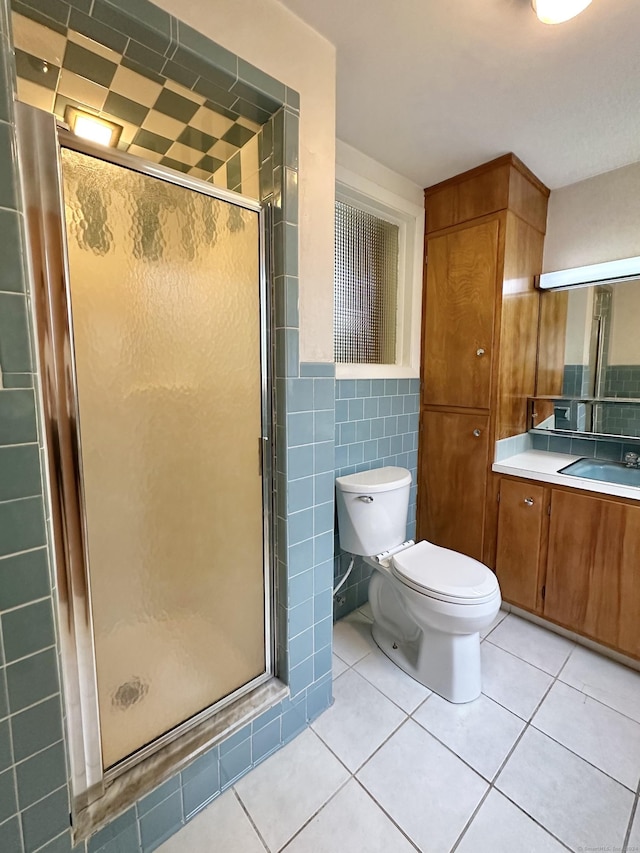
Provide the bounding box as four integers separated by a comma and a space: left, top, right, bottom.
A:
159, 609, 640, 852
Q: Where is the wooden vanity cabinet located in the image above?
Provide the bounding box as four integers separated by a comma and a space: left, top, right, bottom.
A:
495, 478, 549, 612
418, 154, 549, 565
496, 476, 640, 660
545, 489, 640, 658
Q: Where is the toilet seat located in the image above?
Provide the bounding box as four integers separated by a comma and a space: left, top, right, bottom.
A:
391, 540, 499, 605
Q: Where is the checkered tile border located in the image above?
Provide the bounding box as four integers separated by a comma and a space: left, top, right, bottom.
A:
12, 10, 263, 193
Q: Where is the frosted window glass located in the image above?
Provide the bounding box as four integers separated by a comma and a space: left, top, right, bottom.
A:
334, 200, 398, 364
61, 148, 266, 769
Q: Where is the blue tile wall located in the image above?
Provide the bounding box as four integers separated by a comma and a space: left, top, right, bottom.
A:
560, 364, 640, 437
601, 403, 640, 438
333, 378, 420, 620
0, 2, 331, 852
531, 430, 640, 462
562, 363, 590, 397
602, 365, 640, 437
604, 364, 640, 398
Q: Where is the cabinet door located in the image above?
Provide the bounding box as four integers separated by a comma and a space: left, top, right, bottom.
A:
423, 219, 498, 409
545, 489, 640, 657
495, 478, 547, 612
419, 410, 489, 561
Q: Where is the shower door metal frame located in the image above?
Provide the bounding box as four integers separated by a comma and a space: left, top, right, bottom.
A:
15, 102, 275, 810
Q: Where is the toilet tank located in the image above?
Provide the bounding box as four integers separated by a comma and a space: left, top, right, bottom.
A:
335, 466, 412, 557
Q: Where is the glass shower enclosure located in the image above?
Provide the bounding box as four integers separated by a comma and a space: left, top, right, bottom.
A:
16, 103, 273, 810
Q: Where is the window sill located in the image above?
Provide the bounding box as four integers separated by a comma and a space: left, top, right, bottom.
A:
336, 363, 420, 380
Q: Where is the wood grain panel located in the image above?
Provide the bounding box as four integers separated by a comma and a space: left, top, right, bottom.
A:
507, 164, 550, 233
418, 410, 489, 561
425, 153, 549, 234
545, 489, 640, 657
496, 478, 548, 612
495, 212, 544, 439
423, 219, 498, 409
482, 469, 500, 570
536, 290, 569, 397
426, 163, 510, 233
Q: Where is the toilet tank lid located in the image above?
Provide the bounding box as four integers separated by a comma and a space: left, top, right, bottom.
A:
336, 466, 411, 494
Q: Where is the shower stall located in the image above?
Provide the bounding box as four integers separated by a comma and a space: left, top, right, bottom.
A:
16, 103, 275, 818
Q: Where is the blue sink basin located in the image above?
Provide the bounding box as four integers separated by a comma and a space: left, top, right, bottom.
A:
560, 458, 640, 487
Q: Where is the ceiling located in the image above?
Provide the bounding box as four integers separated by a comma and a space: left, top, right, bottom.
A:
277, 0, 640, 190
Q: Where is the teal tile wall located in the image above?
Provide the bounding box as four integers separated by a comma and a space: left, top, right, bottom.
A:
531, 431, 640, 462
333, 378, 420, 620
0, 1, 332, 852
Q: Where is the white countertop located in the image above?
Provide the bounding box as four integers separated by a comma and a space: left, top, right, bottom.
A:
492, 450, 640, 502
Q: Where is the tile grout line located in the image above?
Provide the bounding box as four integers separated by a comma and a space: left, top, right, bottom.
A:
449, 643, 576, 853
334, 611, 635, 851
351, 775, 423, 852
271, 720, 424, 853
623, 792, 639, 853
486, 628, 640, 728
275, 775, 352, 852
2, 642, 57, 669
0, 594, 53, 617
232, 787, 271, 852
483, 635, 576, 679
0, 620, 24, 853
0, 545, 47, 563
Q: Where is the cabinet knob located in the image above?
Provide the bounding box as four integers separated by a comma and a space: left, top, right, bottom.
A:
473, 428, 482, 437
524, 497, 535, 506
476, 348, 486, 357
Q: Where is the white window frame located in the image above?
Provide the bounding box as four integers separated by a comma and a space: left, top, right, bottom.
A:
335, 166, 424, 380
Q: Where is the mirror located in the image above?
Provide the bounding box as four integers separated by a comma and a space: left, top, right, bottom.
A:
532, 279, 640, 438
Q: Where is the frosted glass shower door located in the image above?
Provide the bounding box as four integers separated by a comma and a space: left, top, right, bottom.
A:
60, 147, 267, 770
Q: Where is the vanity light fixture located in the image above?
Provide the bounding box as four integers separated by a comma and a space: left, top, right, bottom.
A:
537, 255, 640, 290
532, 0, 592, 24
64, 106, 123, 148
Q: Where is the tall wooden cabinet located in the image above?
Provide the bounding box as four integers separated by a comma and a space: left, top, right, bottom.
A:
418, 154, 550, 566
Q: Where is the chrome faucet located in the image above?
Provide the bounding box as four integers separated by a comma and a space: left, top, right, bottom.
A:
624, 452, 640, 468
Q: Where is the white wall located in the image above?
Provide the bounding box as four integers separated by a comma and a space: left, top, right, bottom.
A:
564, 287, 593, 365
609, 281, 640, 364
155, 0, 336, 362
336, 140, 423, 208
544, 160, 640, 272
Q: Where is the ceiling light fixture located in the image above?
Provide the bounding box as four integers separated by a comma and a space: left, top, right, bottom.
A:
532, 0, 592, 24
64, 106, 123, 148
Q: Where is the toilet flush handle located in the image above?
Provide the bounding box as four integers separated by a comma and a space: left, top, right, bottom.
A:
358, 495, 374, 503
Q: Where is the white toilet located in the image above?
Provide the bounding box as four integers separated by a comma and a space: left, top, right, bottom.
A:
335, 466, 501, 703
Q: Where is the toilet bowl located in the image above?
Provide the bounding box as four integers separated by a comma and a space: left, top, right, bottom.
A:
335, 467, 501, 703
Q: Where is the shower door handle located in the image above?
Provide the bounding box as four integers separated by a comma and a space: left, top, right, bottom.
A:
258, 436, 268, 476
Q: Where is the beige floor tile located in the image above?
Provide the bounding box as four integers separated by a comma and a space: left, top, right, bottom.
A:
283, 779, 415, 852
487, 614, 574, 675
358, 719, 487, 852
234, 728, 348, 852
413, 692, 525, 780
496, 727, 633, 852
157, 789, 264, 853
311, 669, 405, 771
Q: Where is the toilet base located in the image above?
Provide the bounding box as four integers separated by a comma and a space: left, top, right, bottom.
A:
371, 619, 482, 703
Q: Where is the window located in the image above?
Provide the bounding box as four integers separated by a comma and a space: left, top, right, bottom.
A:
334, 200, 399, 365
333, 170, 424, 379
